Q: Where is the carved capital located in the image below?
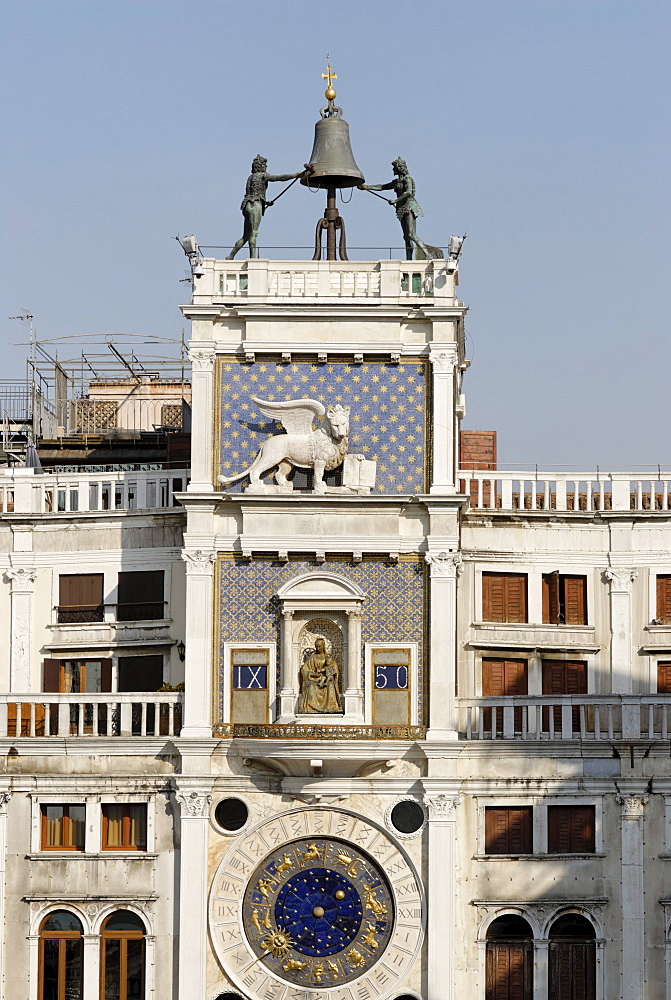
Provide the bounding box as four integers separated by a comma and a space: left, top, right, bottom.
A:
0, 791, 12, 813
181, 549, 216, 575
618, 794, 648, 818
346, 609, 363, 621
188, 350, 215, 373
5, 567, 37, 592
429, 350, 457, 374
424, 793, 460, 820
424, 551, 462, 579
604, 567, 638, 591
175, 788, 213, 818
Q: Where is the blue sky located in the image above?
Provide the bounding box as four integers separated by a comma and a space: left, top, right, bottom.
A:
2, 0, 669, 468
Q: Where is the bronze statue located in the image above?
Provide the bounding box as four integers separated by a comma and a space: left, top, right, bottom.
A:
226, 156, 309, 260
298, 637, 342, 714
361, 158, 432, 260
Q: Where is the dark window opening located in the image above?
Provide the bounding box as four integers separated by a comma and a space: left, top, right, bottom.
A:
117, 571, 164, 621
542, 574, 587, 625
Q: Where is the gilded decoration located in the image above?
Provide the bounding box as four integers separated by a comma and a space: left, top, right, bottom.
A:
217, 556, 425, 722
217, 357, 428, 494
298, 623, 343, 714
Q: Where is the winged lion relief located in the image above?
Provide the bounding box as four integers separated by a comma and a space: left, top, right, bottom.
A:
218, 396, 375, 494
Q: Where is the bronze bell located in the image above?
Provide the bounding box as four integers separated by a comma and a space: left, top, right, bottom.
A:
301, 112, 365, 189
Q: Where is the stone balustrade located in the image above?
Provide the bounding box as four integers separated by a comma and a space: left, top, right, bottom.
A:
0, 692, 183, 738
0, 468, 189, 515
458, 694, 671, 740
191, 257, 461, 305
460, 470, 671, 513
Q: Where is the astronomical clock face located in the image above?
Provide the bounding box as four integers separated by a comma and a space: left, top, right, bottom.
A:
210, 808, 424, 1000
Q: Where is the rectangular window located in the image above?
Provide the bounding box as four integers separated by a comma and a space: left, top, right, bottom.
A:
482, 573, 527, 623
57, 573, 104, 623
657, 576, 671, 624
484, 806, 533, 855
482, 657, 528, 732
231, 648, 270, 724
372, 647, 411, 726
41, 804, 85, 851
542, 659, 587, 731
102, 804, 147, 851
657, 662, 671, 693
547, 805, 595, 854
117, 570, 164, 621
542, 574, 587, 625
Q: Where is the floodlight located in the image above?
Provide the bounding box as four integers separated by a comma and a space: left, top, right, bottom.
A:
448, 234, 467, 260
180, 235, 199, 257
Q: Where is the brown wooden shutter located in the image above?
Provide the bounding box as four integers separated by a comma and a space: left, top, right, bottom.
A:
506, 575, 527, 623
549, 941, 595, 1000
509, 807, 533, 853
571, 806, 595, 853
43, 659, 61, 693
100, 659, 112, 693
548, 805, 594, 853
564, 576, 587, 625
483, 574, 502, 621
548, 805, 571, 853
59, 573, 103, 607
486, 941, 532, 1000
657, 576, 671, 623
658, 662, 671, 693
542, 573, 560, 624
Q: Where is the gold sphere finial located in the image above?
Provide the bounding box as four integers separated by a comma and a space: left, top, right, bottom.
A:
322, 57, 337, 102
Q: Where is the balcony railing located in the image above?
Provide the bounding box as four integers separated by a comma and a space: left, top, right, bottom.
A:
460, 471, 671, 514
0, 468, 189, 515
458, 695, 671, 740
0, 693, 183, 738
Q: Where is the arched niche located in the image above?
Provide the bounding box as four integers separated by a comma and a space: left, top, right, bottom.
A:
276, 573, 366, 722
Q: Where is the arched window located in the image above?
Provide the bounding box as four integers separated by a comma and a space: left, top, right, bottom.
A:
549, 914, 596, 1000
101, 910, 145, 1000
39, 910, 84, 1000
486, 914, 533, 1000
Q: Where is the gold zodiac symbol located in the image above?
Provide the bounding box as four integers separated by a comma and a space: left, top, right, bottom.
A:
327, 960, 340, 981
251, 909, 263, 935
256, 878, 275, 901
362, 883, 388, 917
313, 962, 324, 982
275, 853, 294, 876
362, 923, 379, 950
345, 948, 366, 968
262, 909, 271, 929
283, 957, 308, 972
299, 842, 321, 867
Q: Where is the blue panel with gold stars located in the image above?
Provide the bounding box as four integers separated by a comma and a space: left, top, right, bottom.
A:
217, 357, 429, 494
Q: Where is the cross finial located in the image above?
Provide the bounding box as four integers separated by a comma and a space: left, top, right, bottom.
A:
322, 57, 337, 100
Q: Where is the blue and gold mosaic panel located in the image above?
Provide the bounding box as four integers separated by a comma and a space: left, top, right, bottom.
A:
217, 556, 425, 721
216, 357, 429, 494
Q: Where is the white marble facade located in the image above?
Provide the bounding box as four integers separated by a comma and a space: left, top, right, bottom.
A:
0, 253, 669, 1000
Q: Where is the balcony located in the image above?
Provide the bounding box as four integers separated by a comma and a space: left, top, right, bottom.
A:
458, 695, 671, 741
460, 471, 671, 514
0, 693, 183, 738
0, 468, 189, 515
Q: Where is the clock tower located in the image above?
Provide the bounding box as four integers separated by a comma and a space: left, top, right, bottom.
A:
177, 67, 467, 1000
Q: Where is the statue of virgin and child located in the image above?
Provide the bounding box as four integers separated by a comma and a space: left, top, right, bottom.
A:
298, 637, 343, 714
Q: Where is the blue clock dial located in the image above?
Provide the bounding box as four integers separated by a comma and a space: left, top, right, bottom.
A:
242, 837, 395, 987
275, 867, 362, 956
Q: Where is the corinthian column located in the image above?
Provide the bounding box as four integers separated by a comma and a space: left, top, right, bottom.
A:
174, 784, 213, 1000
0, 792, 11, 1000
429, 349, 457, 493
425, 551, 461, 738
345, 608, 364, 720
188, 349, 215, 492
605, 567, 637, 695
423, 791, 460, 1000
181, 549, 216, 737
5, 568, 37, 691
619, 791, 648, 1000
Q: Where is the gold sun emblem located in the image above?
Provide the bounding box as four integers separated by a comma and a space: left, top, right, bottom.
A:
261, 930, 294, 958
